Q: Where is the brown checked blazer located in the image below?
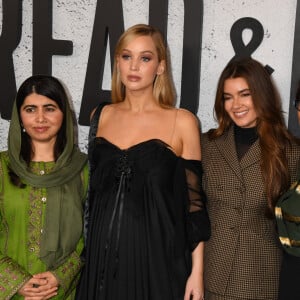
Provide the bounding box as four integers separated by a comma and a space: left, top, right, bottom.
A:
201, 126, 300, 300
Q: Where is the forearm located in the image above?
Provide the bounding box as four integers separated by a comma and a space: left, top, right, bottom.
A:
184, 242, 205, 300
191, 241, 204, 278
0, 256, 31, 299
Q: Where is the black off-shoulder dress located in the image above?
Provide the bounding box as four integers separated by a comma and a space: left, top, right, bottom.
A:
75, 103, 210, 300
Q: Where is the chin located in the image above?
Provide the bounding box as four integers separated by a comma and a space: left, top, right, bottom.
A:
234, 119, 256, 128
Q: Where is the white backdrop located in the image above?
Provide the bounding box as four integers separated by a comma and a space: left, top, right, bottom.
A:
0, 0, 297, 152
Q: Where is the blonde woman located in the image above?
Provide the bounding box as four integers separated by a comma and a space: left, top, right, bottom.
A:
76, 24, 210, 300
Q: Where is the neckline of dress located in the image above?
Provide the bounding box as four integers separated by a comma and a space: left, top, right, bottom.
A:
96, 136, 177, 155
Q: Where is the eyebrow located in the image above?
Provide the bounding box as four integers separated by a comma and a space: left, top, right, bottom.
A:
223, 88, 251, 94
239, 88, 251, 92
22, 103, 58, 109
121, 49, 155, 55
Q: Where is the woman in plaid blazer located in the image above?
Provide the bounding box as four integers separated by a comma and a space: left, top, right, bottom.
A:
201, 57, 300, 300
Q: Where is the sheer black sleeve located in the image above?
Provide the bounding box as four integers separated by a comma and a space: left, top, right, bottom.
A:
182, 159, 211, 251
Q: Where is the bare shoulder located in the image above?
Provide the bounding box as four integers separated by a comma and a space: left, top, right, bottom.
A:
175, 108, 201, 160
90, 102, 115, 121
176, 108, 200, 131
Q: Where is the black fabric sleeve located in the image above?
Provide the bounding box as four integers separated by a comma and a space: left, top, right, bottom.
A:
183, 159, 211, 251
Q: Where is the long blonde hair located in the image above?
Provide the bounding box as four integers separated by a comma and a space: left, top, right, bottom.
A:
111, 24, 176, 107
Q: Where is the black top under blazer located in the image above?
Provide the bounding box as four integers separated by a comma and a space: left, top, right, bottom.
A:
201, 125, 300, 299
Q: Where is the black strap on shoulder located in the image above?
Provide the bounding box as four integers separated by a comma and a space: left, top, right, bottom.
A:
88, 102, 110, 142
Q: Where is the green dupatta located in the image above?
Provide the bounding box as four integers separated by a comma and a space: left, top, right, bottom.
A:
7, 100, 87, 269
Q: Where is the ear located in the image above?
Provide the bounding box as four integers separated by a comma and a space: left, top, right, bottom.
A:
157, 60, 165, 75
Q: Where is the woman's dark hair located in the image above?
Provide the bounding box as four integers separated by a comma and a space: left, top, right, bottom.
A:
16, 75, 68, 164
209, 57, 295, 215
296, 80, 300, 101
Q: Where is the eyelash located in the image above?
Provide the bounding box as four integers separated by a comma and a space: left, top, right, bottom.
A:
24, 107, 56, 113
45, 108, 56, 112
141, 56, 151, 62
121, 54, 130, 60
121, 54, 151, 62
241, 92, 251, 97
223, 92, 251, 100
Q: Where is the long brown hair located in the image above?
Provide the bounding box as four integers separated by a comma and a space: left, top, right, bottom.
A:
111, 24, 176, 107
209, 57, 295, 214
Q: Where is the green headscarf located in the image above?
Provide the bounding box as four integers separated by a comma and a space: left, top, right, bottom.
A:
8, 98, 87, 269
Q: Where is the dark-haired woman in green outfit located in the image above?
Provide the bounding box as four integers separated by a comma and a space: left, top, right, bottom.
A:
0, 75, 88, 299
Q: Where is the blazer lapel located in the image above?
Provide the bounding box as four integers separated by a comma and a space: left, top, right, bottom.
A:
214, 126, 244, 183
239, 139, 261, 169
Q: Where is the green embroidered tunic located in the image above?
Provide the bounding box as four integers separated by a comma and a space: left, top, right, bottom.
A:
0, 151, 88, 299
